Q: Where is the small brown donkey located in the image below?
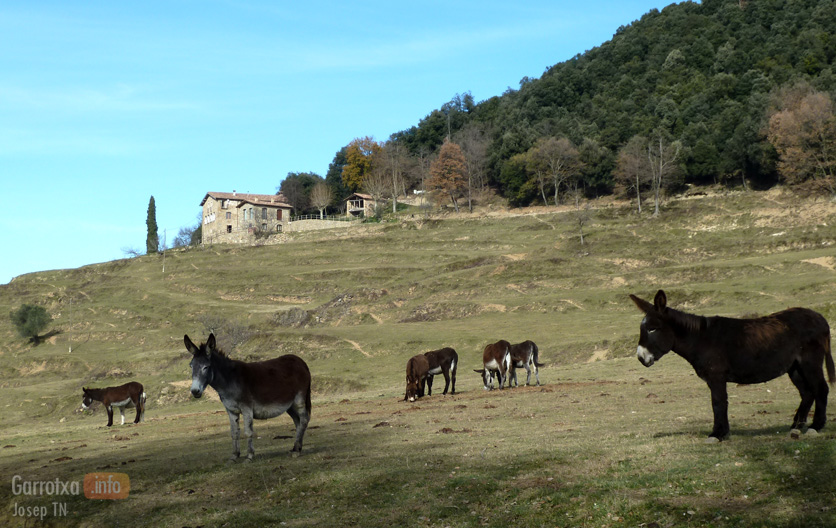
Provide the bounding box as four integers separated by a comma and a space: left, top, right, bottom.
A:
508, 340, 544, 387
474, 340, 511, 390
81, 382, 146, 427
184, 333, 312, 459
424, 347, 458, 396
404, 354, 431, 402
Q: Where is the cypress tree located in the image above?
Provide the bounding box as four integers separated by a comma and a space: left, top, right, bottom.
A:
146, 196, 159, 254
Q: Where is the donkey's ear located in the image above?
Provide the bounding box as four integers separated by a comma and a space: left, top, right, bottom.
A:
629, 294, 653, 314
207, 333, 216, 351
653, 290, 668, 312
184, 335, 200, 356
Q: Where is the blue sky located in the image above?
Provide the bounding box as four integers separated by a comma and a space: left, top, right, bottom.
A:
1, 0, 675, 284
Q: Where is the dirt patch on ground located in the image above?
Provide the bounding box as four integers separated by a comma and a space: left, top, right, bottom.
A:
802, 257, 836, 271
603, 258, 650, 270
167, 381, 220, 402
19, 361, 48, 376
586, 349, 609, 363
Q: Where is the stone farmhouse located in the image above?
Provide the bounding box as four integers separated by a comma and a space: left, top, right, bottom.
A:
200, 191, 293, 245
346, 193, 377, 217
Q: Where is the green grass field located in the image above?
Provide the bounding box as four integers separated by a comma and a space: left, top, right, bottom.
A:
1, 188, 835, 527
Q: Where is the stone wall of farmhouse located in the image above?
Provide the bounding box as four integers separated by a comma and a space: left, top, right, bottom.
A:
201, 196, 290, 245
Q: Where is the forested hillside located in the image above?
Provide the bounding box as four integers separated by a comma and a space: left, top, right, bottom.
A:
376, 0, 836, 206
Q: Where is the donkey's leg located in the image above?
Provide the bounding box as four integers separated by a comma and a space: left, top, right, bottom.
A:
707, 381, 730, 441
524, 363, 532, 386
242, 408, 255, 460
441, 369, 451, 395
227, 410, 241, 460
106, 405, 114, 427
287, 394, 310, 455
533, 361, 541, 386
450, 365, 456, 395
119, 406, 126, 426
797, 359, 829, 432
426, 374, 434, 396
509, 366, 517, 387
788, 366, 815, 431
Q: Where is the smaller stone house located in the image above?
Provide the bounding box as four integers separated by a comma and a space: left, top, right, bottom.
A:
346, 193, 377, 217
200, 191, 293, 245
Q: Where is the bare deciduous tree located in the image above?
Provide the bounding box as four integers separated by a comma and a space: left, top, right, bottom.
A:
614, 135, 650, 214
361, 163, 389, 219
310, 182, 334, 219
647, 132, 682, 216
455, 124, 489, 212
530, 137, 582, 205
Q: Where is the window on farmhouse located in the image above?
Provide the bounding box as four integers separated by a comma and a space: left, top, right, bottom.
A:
226, 225, 232, 233
226, 212, 231, 220
262, 223, 267, 231
277, 209, 282, 221
277, 224, 283, 233
262, 208, 267, 220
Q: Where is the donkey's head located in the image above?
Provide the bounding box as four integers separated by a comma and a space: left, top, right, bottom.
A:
184, 333, 217, 398
80, 388, 93, 409
473, 368, 492, 390
404, 376, 421, 402
629, 290, 675, 367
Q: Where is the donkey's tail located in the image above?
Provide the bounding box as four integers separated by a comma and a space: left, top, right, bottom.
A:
532, 343, 545, 367
824, 330, 835, 386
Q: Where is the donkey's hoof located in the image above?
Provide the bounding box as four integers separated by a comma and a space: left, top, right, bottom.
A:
790, 428, 802, 439
291, 450, 301, 458
805, 428, 819, 437
704, 436, 720, 444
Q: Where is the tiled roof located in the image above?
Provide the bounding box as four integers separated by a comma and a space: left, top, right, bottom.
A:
200, 192, 291, 207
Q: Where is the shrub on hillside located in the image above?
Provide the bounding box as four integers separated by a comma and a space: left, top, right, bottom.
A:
10, 304, 51, 344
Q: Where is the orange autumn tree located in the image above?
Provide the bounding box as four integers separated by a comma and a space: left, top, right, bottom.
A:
428, 139, 467, 212
767, 85, 836, 194
341, 137, 383, 192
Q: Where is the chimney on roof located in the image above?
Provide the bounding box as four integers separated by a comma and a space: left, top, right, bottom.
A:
233, 190, 237, 196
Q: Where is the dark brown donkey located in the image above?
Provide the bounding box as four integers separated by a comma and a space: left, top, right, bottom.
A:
81, 382, 146, 427
404, 354, 431, 402
631, 290, 835, 442
474, 340, 511, 390
508, 340, 544, 387
424, 347, 458, 396
184, 334, 311, 459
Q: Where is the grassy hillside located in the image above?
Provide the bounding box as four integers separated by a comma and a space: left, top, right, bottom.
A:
1, 189, 835, 527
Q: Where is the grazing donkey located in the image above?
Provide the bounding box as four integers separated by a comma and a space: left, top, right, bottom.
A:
184, 334, 311, 459
424, 347, 458, 396
631, 290, 834, 442
508, 340, 544, 387
404, 354, 431, 402
474, 340, 511, 390
81, 382, 146, 427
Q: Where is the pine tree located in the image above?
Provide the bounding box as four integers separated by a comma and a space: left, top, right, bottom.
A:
146, 196, 159, 254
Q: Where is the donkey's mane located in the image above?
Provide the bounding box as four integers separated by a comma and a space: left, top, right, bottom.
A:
666, 307, 706, 333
